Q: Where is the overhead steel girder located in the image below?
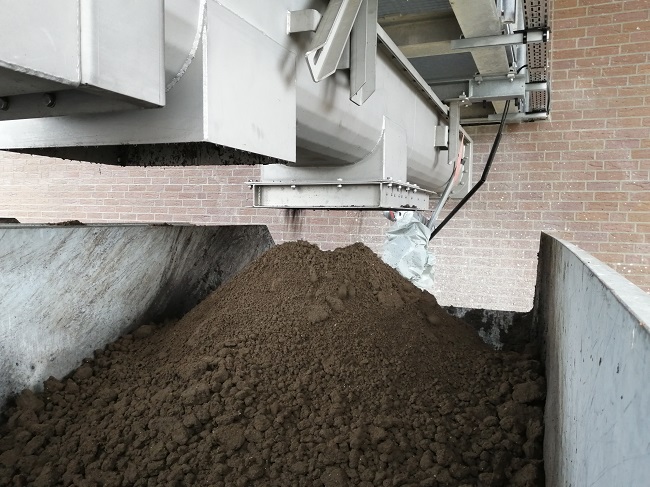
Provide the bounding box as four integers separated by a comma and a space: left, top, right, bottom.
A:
380, 12, 464, 59
449, 0, 510, 115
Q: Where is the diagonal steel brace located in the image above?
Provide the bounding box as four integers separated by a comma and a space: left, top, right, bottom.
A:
305, 0, 364, 82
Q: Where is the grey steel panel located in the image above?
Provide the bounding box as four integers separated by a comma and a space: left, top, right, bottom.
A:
0, 0, 80, 96
378, 0, 451, 18
0, 36, 207, 148
0, 0, 165, 117
0, 90, 141, 122
376, 26, 448, 115
164, 0, 205, 89
380, 12, 463, 59
0, 68, 72, 99
412, 53, 477, 83
80, 0, 165, 107
206, 1, 296, 161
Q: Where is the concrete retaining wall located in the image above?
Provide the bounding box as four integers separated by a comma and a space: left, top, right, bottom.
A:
0, 224, 273, 408
536, 233, 650, 486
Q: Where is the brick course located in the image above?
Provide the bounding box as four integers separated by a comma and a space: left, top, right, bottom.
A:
1, 0, 648, 310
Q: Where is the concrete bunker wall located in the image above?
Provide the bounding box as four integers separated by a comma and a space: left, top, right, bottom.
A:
536, 233, 650, 486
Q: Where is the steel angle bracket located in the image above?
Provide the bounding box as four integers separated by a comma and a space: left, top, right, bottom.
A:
287, 9, 322, 34
305, 0, 363, 82
350, 0, 378, 105
298, 0, 377, 105
469, 73, 526, 101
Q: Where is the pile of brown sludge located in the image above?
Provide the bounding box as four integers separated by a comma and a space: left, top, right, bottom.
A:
0, 241, 545, 486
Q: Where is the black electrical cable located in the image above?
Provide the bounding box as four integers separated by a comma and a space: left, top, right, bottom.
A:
516, 64, 528, 74
429, 99, 511, 240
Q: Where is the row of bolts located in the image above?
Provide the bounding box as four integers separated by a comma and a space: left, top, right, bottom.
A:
0, 93, 56, 111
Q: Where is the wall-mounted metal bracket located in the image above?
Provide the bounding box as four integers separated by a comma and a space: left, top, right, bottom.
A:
451, 27, 550, 50
444, 72, 546, 105
434, 125, 449, 148
469, 73, 526, 101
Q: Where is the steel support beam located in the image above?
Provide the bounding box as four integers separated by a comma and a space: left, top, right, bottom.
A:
449, 0, 511, 114
451, 28, 549, 50
469, 74, 526, 101
380, 12, 464, 59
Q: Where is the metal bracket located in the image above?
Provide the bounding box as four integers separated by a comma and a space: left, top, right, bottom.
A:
350, 0, 378, 105
433, 125, 449, 148
287, 9, 322, 34
294, 0, 377, 104
428, 101, 463, 230
498, 0, 517, 24
469, 73, 526, 101
305, 0, 364, 82
451, 27, 550, 50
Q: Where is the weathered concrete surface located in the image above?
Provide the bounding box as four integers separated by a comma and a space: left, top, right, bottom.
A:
0, 224, 273, 408
535, 233, 650, 486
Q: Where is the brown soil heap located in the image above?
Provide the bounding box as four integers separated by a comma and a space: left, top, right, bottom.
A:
0, 241, 545, 487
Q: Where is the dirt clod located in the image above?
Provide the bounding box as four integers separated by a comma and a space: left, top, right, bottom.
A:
0, 241, 544, 486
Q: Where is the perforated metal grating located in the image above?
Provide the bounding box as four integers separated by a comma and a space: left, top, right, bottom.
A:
524, 0, 549, 112
523, 0, 548, 29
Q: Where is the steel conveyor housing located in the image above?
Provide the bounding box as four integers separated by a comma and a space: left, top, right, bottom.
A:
0, 0, 548, 211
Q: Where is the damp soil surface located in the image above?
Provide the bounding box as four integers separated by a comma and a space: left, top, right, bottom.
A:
0, 241, 545, 486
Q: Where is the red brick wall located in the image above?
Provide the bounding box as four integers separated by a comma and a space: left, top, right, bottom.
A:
0, 153, 392, 253
1, 0, 648, 311
432, 0, 650, 309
